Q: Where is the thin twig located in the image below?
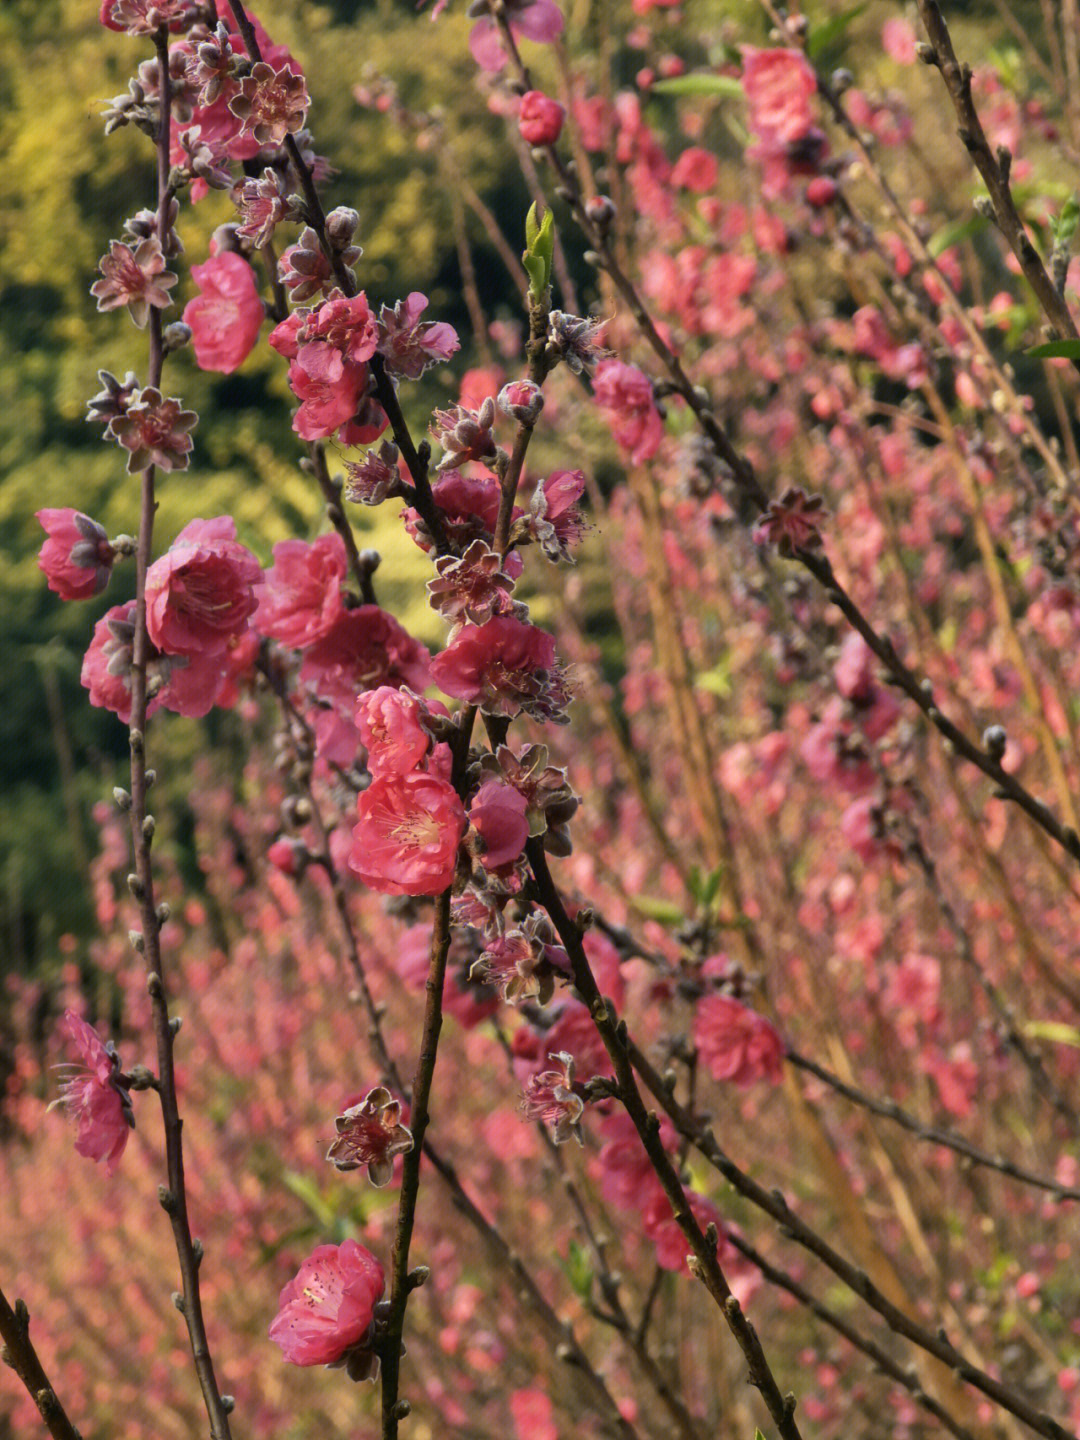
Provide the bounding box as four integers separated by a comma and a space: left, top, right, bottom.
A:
0, 1288, 82, 1440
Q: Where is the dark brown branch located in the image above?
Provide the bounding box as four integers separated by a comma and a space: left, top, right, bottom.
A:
0, 1288, 82, 1440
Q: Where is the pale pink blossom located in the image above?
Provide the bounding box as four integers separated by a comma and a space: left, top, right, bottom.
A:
693, 993, 784, 1087
470, 0, 564, 72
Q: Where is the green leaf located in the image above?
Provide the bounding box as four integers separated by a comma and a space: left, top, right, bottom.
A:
928, 213, 988, 257
1025, 339, 1080, 359
525, 201, 541, 251
282, 1170, 337, 1229
806, 1, 869, 60
567, 1240, 593, 1300
523, 204, 555, 298
629, 895, 685, 924
1022, 1020, 1080, 1048
755, 1430, 768, 1440
650, 73, 744, 97
1052, 193, 1080, 247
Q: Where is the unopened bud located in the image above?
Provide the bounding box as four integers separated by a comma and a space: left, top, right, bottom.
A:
113, 787, 132, 810
584, 194, 616, 234
162, 322, 192, 353
325, 206, 360, 245
983, 724, 1007, 760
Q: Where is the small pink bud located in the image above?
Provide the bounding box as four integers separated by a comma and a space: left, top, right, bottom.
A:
36, 510, 115, 600
585, 195, 617, 230
498, 379, 545, 424
805, 176, 838, 207
518, 90, 566, 146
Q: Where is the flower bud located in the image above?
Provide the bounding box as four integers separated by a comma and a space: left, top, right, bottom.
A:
497, 379, 545, 424
518, 90, 565, 147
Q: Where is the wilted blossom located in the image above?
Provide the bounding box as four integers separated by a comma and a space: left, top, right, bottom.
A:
518, 90, 565, 147
530, 468, 587, 562
349, 770, 466, 895
547, 310, 609, 375
53, 1010, 134, 1175
186, 21, 236, 105
427, 541, 519, 631
355, 686, 435, 776
403, 475, 521, 576
36, 510, 115, 600
254, 533, 347, 649
377, 292, 460, 380
183, 250, 263, 373
326, 1086, 414, 1186
269, 1238, 384, 1377
473, 912, 566, 1003
101, 0, 199, 34
693, 992, 784, 1088
520, 1051, 584, 1144
91, 236, 177, 329
592, 358, 665, 464
344, 442, 403, 507
299, 606, 431, 704
751, 486, 826, 556
468, 0, 564, 72
228, 61, 309, 145
145, 516, 261, 657
86, 369, 140, 427
432, 399, 498, 472
233, 168, 288, 247
105, 387, 198, 473
432, 616, 571, 723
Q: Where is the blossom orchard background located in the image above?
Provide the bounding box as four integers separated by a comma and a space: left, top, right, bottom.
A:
4, 0, 1080, 1438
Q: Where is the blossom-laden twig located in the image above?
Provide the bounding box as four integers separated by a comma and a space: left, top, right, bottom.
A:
0, 1288, 81, 1440
120, 26, 234, 1440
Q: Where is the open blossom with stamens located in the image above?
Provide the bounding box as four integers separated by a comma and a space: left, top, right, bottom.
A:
91, 236, 177, 330
326, 1086, 414, 1186
520, 1052, 584, 1145
36, 510, 115, 600
53, 1010, 134, 1175
377, 292, 460, 380
431, 616, 571, 723
349, 770, 466, 895
472, 913, 566, 1003
233, 168, 288, 247
547, 310, 609, 375
269, 1238, 384, 1375
344, 441, 403, 506
146, 516, 261, 658
228, 62, 309, 145
102, 0, 199, 34
186, 21, 236, 105
427, 540, 519, 631
106, 387, 197, 473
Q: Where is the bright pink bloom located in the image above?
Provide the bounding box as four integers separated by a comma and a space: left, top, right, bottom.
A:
593, 358, 665, 464
288, 347, 368, 441
470, 0, 564, 71
397, 923, 500, 1028
693, 993, 784, 1087
269, 1238, 385, 1367
81, 602, 165, 724
377, 292, 460, 379
469, 779, 529, 868
36, 510, 115, 600
55, 1011, 133, 1175
670, 147, 718, 192
349, 770, 466, 895
183, 251, 264, 374
255, 534, 348, 649
300, 291, 379, 365
299, 607, 431, 704
518, 91, 565, 146
740, 47, 818, 146
510, 1388, 558, 1440
355, 686, 433, 776
157, 634, 254, 719
145, 516, 261, 657
430, 616, 570, 722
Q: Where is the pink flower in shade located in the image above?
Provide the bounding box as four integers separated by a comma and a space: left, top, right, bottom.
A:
183, 251, 264, 374
469, 0, 564, 71
431, 616, 571, 723
397, 923, 499, 1029
288, 348, 368, 442
345, 442, 404, 507
642, 1187, 724, 1272
518, 90, 565, 146
924, 1041, 979, 1119
377, 292, 460, 380
326, 1086, 414, 1187
520, 1051, 584, 1144
254, 534, 347, 649
268, 310, 306, 360
469, 779, 529, 869
693, 993, 784, 1088
403, 474, 523, 578
349, 770, 467, 895
102, 0, 198, 36
427, 541, 519, 631
269, 1238, 385, 1375
145, 517, 261, 658
299, 607, 431, 705
106, 387, 198, 474
751, 486, 826, 557
228, 61, 309, 145
597, 1109, 678, 1211
81, 602, 166, 724
233, 168, 287, 247
91, 236, 177, 330
592, 359, 665, 464
54, 1010, 134, 1175
530, 468, 587, 562
338, 399, 389, 448
355, 686, 434, 776
36, 510, 115, 600
833, 633, 900, 741
671, 146, 718, 192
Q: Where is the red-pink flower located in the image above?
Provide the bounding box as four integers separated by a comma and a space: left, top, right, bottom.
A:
470, 0, 564, 71
693, 993, 784, 1088
518, 90, 565, 146
431, 616, 570, 722
355, 686, 434, 776
269, 1238, 385, 1371
36, 510, 115, 600
469, 779, 529, 869
299, 291, 379, 365
288, 347, 367, 441
670, 146, 718, 192
146, 516, 261, 657
54, 1010, 134, 1175
255, 533, 347, 649
349, 770, 466, 895
593, 358, 665, 464
741, 46, 818, 146
183, 251, 264, 374
377, 292, 460, 380
326, 1086, 414, 1186
531, 468, 587, 561
91, 236, 177, 329
299, 607, 431, 704
81, 602, 166, 724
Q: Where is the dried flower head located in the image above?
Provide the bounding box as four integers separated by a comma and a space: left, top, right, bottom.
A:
91, 236, 177, 329
547, 310, 609, 374
326, 1086, 414, 1186
106, 387, 198, 473
521, 1051, 584, 1144
427, 540, 520, 631
751, 486, 826, 557
233, 168, 288, 248
229, 62, 310, 146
